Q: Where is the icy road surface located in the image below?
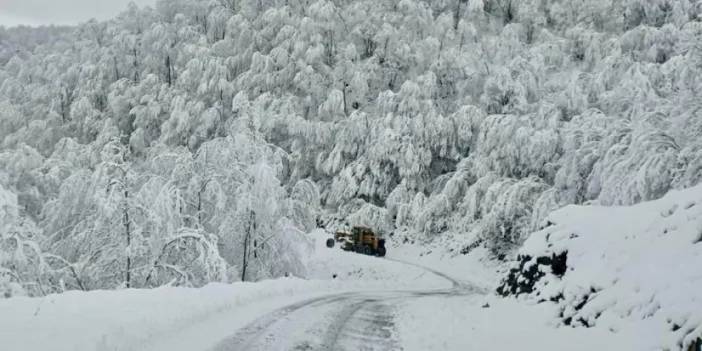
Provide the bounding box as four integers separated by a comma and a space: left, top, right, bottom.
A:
211, 260, 480, 351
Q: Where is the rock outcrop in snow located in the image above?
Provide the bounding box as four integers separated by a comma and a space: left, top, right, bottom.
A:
499, 184, 702, 350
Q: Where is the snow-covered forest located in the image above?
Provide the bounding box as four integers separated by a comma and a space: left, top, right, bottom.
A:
1, 0, 702, 297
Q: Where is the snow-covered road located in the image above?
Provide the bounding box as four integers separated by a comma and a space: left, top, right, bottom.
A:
1, 230, 649, 351
212, 291, 402, 351
211, 258, 477, 351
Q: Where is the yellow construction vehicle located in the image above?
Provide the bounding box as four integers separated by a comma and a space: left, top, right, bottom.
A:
326, 226, 386, 257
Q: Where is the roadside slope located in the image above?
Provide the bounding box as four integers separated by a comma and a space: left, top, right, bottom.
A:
499, 184, 702, 350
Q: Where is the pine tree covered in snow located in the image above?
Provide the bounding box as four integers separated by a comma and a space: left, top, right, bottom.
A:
1, 0, 702, 295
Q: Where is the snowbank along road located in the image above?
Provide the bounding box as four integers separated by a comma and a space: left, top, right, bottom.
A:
211, 259, 483, 351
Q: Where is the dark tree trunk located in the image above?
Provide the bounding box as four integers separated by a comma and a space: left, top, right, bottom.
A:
241, 210, 255, 282
132, 48, 140, 82
454, 0, 462, 30
124, 187, 131, 288
113, 56, 120, 81
165, 55, 172, 86
342, 82, 349, 116
197, 188, 203, 228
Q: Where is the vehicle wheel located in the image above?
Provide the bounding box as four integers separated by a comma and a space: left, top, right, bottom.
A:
363, 246, 373, 255
326, 238, 335, 248
376, 246, 386, 257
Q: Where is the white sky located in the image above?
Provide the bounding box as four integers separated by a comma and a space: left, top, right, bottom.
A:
0, 0, 158, 27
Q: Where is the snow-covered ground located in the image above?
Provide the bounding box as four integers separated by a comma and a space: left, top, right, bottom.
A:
3, 190, 702, 351
503, 184, 702, 350
375, 183, 702, 351
388, 239, 500, 290
304, 230, 450, 291
0, 230, 449, 351
396, 294, 643, 351
389, 241, 641, 350
1, 279, 335, 351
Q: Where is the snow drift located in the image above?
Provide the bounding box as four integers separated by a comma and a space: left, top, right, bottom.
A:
499, 184, 702, 350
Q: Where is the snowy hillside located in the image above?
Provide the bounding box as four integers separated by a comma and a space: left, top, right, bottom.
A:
0, 25, 71, 65
499, 184, 702, 350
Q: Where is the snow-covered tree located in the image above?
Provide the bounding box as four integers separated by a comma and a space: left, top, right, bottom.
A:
0, 184, 46, 297
2, 0, 702, 293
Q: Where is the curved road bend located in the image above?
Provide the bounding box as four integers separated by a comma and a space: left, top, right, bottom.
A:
211, 259, 484, 351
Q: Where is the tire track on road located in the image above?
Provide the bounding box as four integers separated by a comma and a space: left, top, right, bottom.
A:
211, 260, 483, 351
